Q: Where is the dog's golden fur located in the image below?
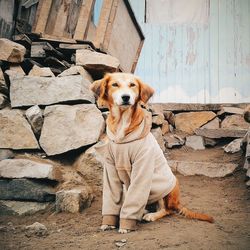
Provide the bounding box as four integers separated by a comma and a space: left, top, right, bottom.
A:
91, 73, 214, 230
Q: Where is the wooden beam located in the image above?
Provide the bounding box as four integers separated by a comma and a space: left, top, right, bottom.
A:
74, 0, 94, 40
32, 0, 52, 34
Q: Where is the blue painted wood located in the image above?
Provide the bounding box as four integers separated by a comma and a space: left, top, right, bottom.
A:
129, 0, 250, 103
93, 0, 103, 26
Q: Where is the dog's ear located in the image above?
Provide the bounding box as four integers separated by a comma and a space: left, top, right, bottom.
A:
90, 74, 111, 107
137, 78, 154, 104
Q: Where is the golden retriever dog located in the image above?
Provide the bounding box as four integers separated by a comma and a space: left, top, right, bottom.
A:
91, 73, 214, 234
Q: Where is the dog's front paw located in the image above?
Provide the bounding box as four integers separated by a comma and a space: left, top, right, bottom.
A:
100, 225, 116, 231
142, 213, 157, 222
118, 228, 131, 234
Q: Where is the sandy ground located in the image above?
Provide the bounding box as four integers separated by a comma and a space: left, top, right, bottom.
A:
0, 169, 249, 250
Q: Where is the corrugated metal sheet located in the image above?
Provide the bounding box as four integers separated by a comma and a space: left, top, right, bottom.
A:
129, 0, 250, 103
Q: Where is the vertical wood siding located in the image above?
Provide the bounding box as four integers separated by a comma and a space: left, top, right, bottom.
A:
129, 0, 250, 103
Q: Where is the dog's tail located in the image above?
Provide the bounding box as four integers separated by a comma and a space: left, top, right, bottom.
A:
176, 205, 214, 223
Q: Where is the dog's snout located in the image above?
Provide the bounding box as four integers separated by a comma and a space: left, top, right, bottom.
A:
121, 95, 130, 103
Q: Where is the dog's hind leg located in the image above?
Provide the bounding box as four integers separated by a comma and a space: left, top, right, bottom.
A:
142, 199, 171, 222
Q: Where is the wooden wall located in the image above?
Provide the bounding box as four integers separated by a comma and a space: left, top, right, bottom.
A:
129, 0, 250, 103
0, 0, 15, 39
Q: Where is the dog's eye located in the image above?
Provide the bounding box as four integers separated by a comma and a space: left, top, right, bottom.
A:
130, 82, 136, 87
112, 83, 119, 87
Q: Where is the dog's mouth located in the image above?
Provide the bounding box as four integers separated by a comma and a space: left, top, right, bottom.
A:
121, 102, 131, 106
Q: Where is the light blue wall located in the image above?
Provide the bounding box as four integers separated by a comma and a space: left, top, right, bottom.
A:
129, 0, 250, 103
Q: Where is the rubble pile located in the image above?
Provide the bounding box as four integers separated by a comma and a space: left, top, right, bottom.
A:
0, 36, 116, 215
0, 36, 249, 216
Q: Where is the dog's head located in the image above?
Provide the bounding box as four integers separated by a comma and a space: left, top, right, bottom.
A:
90, 73, 154, 109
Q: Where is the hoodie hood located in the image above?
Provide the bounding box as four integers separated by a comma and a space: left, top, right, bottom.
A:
106, 108, 152, 144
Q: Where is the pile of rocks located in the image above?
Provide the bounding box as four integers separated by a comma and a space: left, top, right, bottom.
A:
0, 37, 119, 215
150, 103, 249, 182
0, 36, 249, 216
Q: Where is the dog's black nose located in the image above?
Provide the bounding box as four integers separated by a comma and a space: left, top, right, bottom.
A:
121, 95, 130, 103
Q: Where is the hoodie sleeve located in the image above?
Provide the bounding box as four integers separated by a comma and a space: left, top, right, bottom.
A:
119, 144, 155, 230
101, 154, 123, 227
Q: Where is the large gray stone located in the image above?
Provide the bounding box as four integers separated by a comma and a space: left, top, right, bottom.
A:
0, 179, 55, 202
39, 104, 105, 156
186, 135, 205, 150
0, 109, 39, 149
0, 38, 26, 63
0, 159, 61, 180
0, 200, 51, 215
76, 49, 120, 72
25, 105, 43, 136
10, 75, 95, 107
168, 160, 238, 177
56, 187, 93, 213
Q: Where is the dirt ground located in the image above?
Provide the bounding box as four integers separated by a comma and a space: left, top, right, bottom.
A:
1, 169, 250, 250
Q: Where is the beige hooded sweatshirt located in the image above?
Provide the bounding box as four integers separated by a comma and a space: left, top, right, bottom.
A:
95, 109, 176, 230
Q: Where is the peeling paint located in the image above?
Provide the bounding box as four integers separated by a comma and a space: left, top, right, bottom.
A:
129, 0, 250, 103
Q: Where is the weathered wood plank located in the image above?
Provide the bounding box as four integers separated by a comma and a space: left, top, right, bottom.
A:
32, 0, 52, 34
59, 43, 94, 51
92, 0, 113, 48
74, 0, 94, 40
64, 0, 83, 39
31, 42, 64, 60
195, 128, 248, 139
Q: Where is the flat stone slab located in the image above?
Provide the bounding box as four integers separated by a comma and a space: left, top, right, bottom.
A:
10, 75, 95, 107
168, 160, 238, 178
0, 159, 61, 180
39, 104, 105, 156
0, 200, 51, 215
76, 49, 120, 72
195, 128, 248, 139
217, 107, 244, 116
0, 179, 55, 202
0, 109, 39, 149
